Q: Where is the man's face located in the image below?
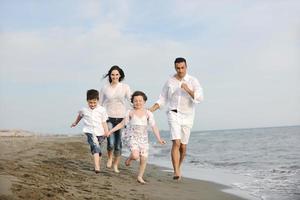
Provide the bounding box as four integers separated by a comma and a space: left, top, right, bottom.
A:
175, 62, 187, 79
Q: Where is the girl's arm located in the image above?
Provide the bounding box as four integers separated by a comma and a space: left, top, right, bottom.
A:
151, 125, 166, 144
107, 119, 126, 136
71, 114, 82, 127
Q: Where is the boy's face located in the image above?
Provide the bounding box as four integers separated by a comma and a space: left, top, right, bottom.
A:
87, 99, 98, 109
132, 95, 145, 109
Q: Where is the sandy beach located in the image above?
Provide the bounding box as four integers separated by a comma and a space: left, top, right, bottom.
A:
0, 130, 246, 200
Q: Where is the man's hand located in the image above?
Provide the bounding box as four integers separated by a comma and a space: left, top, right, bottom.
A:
181, 83, 190, 91
181, 83, 194, 98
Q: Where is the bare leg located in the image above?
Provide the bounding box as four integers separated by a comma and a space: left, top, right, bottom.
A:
94, 153, 101, 172
125, 150, 139, 166
137, 156, 147, 184
106, 150, 113, 168
179, 144, 187, 169
171, 140, 181, 178
113, 156, 121, 173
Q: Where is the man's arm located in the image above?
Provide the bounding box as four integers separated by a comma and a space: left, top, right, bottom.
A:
149, 103, 160, 112
181, 83, 194, 99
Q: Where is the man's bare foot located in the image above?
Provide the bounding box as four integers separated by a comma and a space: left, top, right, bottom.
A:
137, 176, 146, 184
173, 175, 181, 180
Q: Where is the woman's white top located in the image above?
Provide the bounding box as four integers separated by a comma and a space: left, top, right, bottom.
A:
99, 82, 131, 118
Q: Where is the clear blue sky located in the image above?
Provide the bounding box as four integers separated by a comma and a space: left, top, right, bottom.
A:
1, 1, 299, 134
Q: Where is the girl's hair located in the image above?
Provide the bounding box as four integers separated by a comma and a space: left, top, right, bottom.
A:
131, 91, 147, 103
103, 65, 125, 83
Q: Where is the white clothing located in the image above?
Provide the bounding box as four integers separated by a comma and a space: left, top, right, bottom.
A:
99, 82, 131, 118
156, 74, 203, 127
168, 111, 191, 144
122, 110, 156, 157
124, 110, 155, 127
79, 105, 108, 136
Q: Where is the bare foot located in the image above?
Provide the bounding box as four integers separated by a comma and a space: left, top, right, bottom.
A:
106, 159, 112, 168
113, 165, 120, 173
125, 158, 131, 166
137, 176, 146, 184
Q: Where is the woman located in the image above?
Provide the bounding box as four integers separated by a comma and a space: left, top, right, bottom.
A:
99, 65, 131, 173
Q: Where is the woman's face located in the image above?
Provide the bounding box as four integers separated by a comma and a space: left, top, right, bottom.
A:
132, 95, 145, 109
110, 69, 120, 83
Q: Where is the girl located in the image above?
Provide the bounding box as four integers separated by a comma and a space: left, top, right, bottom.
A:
107, 91, 166, 184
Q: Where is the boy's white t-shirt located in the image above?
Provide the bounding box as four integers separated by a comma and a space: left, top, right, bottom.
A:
79, 105, 108, 136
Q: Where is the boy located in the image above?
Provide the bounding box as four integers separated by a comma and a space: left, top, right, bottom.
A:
71, 89, 109, 173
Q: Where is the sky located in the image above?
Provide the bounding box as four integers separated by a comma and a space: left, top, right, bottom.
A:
0, 0, 300, 134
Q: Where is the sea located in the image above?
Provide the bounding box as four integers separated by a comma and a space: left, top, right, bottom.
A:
146, 126, 300, 200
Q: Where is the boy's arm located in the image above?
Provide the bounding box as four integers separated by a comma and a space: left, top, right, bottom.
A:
71, 114, 82, 127
102, 122, 109, 136
149, 103, 160, 112
151, 125, 166, 144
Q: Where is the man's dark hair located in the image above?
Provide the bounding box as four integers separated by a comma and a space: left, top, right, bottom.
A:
103, 65, 125, 83
174, 57, 187, 65
131, 91, 147, 103
86, 89, 99, 100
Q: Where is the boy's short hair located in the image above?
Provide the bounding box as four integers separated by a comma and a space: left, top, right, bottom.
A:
87, 89, 99, 100
131, 91, 147, 103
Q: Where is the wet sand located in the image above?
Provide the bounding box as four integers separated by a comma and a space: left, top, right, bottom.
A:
0, 132, 246, 200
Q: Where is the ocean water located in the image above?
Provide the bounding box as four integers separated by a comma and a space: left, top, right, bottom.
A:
147, 126, 300, 200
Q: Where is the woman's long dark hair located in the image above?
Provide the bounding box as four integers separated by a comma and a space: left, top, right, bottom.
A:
103, 65, 125, 83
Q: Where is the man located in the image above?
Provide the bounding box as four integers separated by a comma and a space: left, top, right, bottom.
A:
149, 57, 203, 180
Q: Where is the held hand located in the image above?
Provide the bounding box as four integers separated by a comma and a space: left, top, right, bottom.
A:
159, 139, 166, 145
105, 131, 111, 137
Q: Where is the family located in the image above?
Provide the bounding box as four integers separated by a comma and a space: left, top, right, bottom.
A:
71, 57, 204, 184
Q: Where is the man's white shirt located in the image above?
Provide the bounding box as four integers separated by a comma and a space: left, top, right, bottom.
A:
156, 74, 203, 127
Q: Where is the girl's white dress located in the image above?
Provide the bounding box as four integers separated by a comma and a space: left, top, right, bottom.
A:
122, 110, 155, 157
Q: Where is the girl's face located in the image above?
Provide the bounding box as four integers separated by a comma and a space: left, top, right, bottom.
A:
132, 95, 145, 109
110, 70, 120, 84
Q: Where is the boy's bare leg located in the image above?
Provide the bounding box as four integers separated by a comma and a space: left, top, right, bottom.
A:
106, 150, 113, 168
137, 156, 147, 184
94, 153, 101, 172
